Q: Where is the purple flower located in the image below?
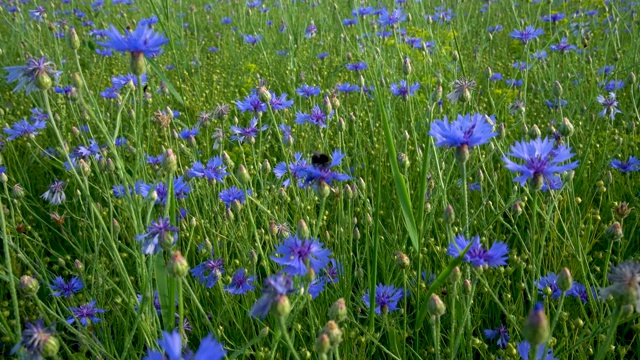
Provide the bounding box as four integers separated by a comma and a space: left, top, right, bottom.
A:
611, 156, 640, 173
568, 282, 595, 303
67, 300, 106, 326
428, 113, 497, 150
296, 84, 321, 98
188, 157, 228, 182
516, 341, 557, 360
269, 93, 294, 110
244, 34, 263, 45
542, 13, 565, 23
305, 21, 317, 38
274, 152, 308, 187
250, 273, 294, 319
29, 6, 47, 21
219, 186, 250, 209
336, 83, 360, 93
378, 8, 406, 28
191, 255, 225, 288
111, 73, 147, 91
597, 92, 621, 120
510, 26, 544, 44
4, 118, 47, 141
503, 138, 579, 190
362, 284, 404, 314
12, 319, 56, 359
390, 80, 420, 99
536, 272, 562, 299
225, 268, 256, 295
279, 124, 294, 145
295, 105, 333, 128
136, 217, 179, 255
550, 37, 576, 53
484, 324, 509, 349
98, 22, 168, 57
4, 56, 62, 94
271, 235, 332, 276
298, 149, 350, 186
447, 234, 509, 268
601, 80, 625, 92
41, 180, 66, 205
179, 127, 200, 140
144, 329, 226, 360
235, 93, 267, 114
230, 118, 268, 143
50, 276, 84, 298
137, 177, 191, 205
346, 62, 367, 71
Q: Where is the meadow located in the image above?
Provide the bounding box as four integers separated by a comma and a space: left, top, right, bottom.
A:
0, 0, 639, 359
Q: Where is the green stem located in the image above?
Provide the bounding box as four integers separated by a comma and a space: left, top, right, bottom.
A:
543, 292, 566, 356
461, 161, 469, 237
278, 315, 301, 360
0, 184, 20, 341
595, 306, 622, 360
432, 315, 441, 360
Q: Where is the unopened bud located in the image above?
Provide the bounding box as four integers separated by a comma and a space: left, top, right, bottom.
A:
222, 151, 234, 169
557, 268, 573, 292
553, 81, 563, 97
443, 205, 455, 225
528, 124, 542, 139
322, 95, 332, 116
523, 302, 550, 345
328, 298, 347, 322
605, 222, 623, 241
318, 182, 331, 199
168, 251, 189, 278
236, 164, 251, 185
130, 52, 146, 76
427, 294, 446, 317
19, 275, 40, 296
36, 72, 52, 91
41, 335, 60, 358
69, 26, 80, 50
322, 321, 343, 347
315, 333, 331, 355
394, 251, 410, 270
274, 295, 291, 317
163, 149, 177, 173
402, 56, 412, 75
297, 219, 310, 238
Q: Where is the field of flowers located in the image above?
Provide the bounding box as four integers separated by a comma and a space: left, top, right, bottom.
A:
0, 0, 639, 359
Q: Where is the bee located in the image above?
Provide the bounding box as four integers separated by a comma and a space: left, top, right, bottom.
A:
311, 151, 331, 169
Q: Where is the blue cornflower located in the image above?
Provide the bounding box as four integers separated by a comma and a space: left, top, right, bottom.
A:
363, 284, 404, 314
4, 118, 47, 141
235, 93, 267, 114
244, 34, 262, 45
305, 21, 317, 38
536, 273, 562, 299
191, 254, 225, 288
550, 37, 576, 53
250, 273, 295, 319
488, 25, 503, 33
146, 154, 165, 167
5, 57, 62, 94
597, 92, 621, 120
597, 65, 615, 76
50, 276, 84, 298
246, 0, 261, 7
11, 320, 56, 359
188, 157, 228, 182
41, 180, 66, 205
269, 93, 294, 110
98, 22, 168, 57
544, 99, 567, 109
513, 61, 531, 71
489, 73, 504, 81
390, 80, 420, 99
225, 268, 256, 295
532, 50, 548, 61
100, 87, 119, 99
448, 234, 508, 268
506, 79, 523, 88
72, 139, 102, 161
221, 17, 232, 24
346, 62, 367, 71
279, 124, 294, 145
484, 324, 510, 349
137, 177, 191, 205
230, 118, 268, 143
510, 26, 544, 44
111, 73, 147, 91
29, 6, 47, 21
428, 113, 497, 155
317, 52, 329, 59
611, 156, 640, 173
179, 127, 199, 140
378, 8, 406, 28
54, 85, 77, 97
568, 282, 595, 303
271, 235, 332, 276
115, 137, 128, 146
67, 300, 106, 326
516, 341, 557, 360
503, 138, 579, 190
542, 13, 565, 23
274, 152, 307, 187
343, 17, 358, 26
299, 149, 350, 186
295, 105, 333, 128
601, 80, 625, 91
308, 278, 327, 299
136, 217, 178, 255
219, 186, 250, 209
296, 84, 321, 98
144, 329, 226, 360
336, 83, 360, 93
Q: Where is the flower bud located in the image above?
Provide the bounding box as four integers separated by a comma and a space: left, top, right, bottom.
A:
222, 151, 234, 170
274, 295, 291, 317
262, 159, 271, 174
19, 275, 40, 296
397, 152, 410, 169
455, 144, 470, 163
41, 335, 60, 358
443, 205, 455, 225
163, 149, 177, 173
315, 333, 331, 355
427, 294, 446, 317
402, 56, 412, 75
297, 219, 310, 238
523, 302, 550, 345
74, 259, 84, 272
605, 222, 623, 241
257, 85, 272, 104
613, 202, 632, 220
322, 321, 343, 347
328, 298, 347, 322
11, 184, 24, 199
553, 81, 563, 97
559, 117, 574, 137
322, 95, 332, 116
394, 251, 410, 270
318, 182, 331, 199
528, 124, 542, 139
236, 164, 251, 185
36, 72, 52, 91
69, 26, 80, 50
130, 52, 146, 76
557, 268, 573, 293
168, 251, 189, 278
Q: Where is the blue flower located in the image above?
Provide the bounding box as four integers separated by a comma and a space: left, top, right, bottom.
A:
41, 180, 66, 205
568, 282, 596, 303
279, 124, 294, 145
137, 176, 191, 205
597, 92, 621, 120
235, 93, 267, 114
549, 37, 576, 53
98, 22, 168, 57
295, 105, 333, 128
346, 62, 367, 71
244, 34, 262, 45
296, 84, 321, 98
336, 83, 360, 93
67, 300, 106, 326
111, 73, 147, 91
298, 149, 350, 186
250, 273, 295, 319
269, 93, 294, 110
274, 152, 307, 187
12, 319, 56, 359
428, 113, 497, 150
542, 13, 565, 23
536, 273, 562, 299
136, 217, 178, 255
516, 341, 557, 360
50, 276, 84, 298
484, 324, 509, 349
390, 80, 420, 99
144, 329, 226, 360
510, 26, 544, 44
503, 137, 579, 190
219, 186, 250, 209
191, 255, 225, 288
378, 8, 406, 28
225, 268, 256, 295
447, 234, 509, 268
29, 6, 47, 21
305, 21, 317, 38
4, 57, 62, 94
363, 284, 404, 314
601, 80, 624, 92
611, 156, 640, 173
179, 127, 200, 140
188, 157, 228, 182
271, 235, 332, 276
230, 118, 268, 143
4, 118, 47, 140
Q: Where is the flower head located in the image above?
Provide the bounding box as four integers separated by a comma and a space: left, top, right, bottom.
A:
191, 255, 225, 288
41, 180, 66, 205
298, 149, 350, 186
516, 341, 557, 360
510, 26, 544, 44
611, 156, 640, 173
144, 329, 226, 360
502, 137, 579, 190
363, 284, 404, 314
270, 235, 332, 276
188, 157, 228, 182
12, 319, 58, 359
249, 273, 295, 319
5, 56, 62, 94
536, 273, 562, 299
230, 118, 268, 143
67, 300, 106, 326
597, 92, 621, 120
446, 78, 476, 103
295, 105, 333, 128
549, 37, 576, 53
225, 268, 256, 295
4, 118, 47, 141
98, 22, 168, 57
219, 186, 250, 209
447, 234, 508, 268
136, 217, 179, 255
296, 84, 321, 98
484, 324, 509, 349
235, 93, 267, 114
390, 80, 420, 99
599, 260, 640, 311
50, 276, 84, 298
429, 113, 497, 152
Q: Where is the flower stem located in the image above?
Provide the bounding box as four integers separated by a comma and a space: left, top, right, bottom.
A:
0, 185, 20, 340
595, 306, 622, 360
431, 315, 441, 360
278, 315, 301, 360
461, 161, 469, 237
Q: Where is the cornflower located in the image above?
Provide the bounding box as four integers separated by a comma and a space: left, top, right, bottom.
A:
50, 276, 84, 298
67, 300, 106, 326
188, 157, 228, 182
428, 113, 497, 162
250, 273, 294, 319
41, 180, 67, 205
447, 234, 509, 268
510, 26, 544, 44
4, 118, 47, 140
610, 156, 640, 173
596, 92, 621, 120
363, 284, 404, 314
136, 217, 179, 255
230, 118, 267, 143
271, 235, 332, 276
191, 253, 225, 288
4, 56, 61, 94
